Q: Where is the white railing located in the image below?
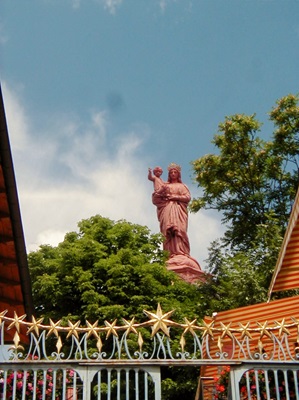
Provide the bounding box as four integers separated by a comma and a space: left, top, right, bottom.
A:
0, 364, 161, 400
229, 363, 299, 400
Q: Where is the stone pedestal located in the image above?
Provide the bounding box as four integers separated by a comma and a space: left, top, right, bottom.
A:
166, 254, 207, 284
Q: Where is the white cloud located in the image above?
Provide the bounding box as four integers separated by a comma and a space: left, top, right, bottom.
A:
66, 0, 190, 14
158, 0, 190, 14
0, 23, 8, 45
188, 210, 224, 266
101, 0, 123, 14
2, 82, 29, 150
70, 0, 81, 9
35, 229, 67, 249
2, 81, 222, 269
158, 0, 167, 13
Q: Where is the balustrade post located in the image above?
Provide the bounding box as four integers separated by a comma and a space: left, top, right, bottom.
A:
230, 367, 245, 400
75, 366, 97, 400
145, 366, 162, 400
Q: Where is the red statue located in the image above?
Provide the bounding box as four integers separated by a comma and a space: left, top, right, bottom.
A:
148, 163, 205, 284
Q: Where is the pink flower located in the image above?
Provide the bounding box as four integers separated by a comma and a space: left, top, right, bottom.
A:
17, 381, 23, 389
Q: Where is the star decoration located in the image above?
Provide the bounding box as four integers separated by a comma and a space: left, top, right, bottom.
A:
239, 322, 253, 340
143, 304, 175, 337
182, 318, 198, 337
122, 317, 137, 335
86, 320, 99, 339
104, 320, 118, 339
256, 321, 272, 340
47, 319, 62, 338
7, 312, 26, 333
66, 320, 81, 339
274, 319, 290, 337
0, 310, 8, 325
27, 316, 44, 336
220, 322, 233, 339
201, 320, 214, 339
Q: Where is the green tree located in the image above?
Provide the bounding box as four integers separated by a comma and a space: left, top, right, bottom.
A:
28, 215, 203, 400
199, 220, 284, 315
191, 94, 299, 250
191, 94, 299, 312
29, 215, 202, 323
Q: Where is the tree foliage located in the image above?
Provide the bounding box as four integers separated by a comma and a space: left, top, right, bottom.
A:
191, 94, 299, 249
29, 215, 203, 323
191, 94, 299, 313
198, 220, 285, 315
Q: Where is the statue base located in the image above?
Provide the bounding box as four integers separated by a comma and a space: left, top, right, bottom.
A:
166, 254, 207, 284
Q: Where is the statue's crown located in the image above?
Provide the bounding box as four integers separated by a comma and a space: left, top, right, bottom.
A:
167, 162, 181, 172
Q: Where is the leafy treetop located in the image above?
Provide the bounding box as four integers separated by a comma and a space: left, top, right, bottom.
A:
191, 94, 299, 250
191, 94, 299, 314
28, 215, 203, 324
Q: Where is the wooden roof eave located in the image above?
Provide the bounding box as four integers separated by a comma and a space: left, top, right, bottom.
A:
267, 186, 299, 299
0, 84, 34, 319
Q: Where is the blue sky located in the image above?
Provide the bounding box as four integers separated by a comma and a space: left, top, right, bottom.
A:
1, 0, 299, 267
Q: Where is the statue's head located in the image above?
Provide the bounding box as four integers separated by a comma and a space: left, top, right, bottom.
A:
167, 163, 182, 183
153, 166, 163, 177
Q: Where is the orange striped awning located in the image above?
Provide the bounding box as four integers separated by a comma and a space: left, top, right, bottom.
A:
268, 187, 299, 295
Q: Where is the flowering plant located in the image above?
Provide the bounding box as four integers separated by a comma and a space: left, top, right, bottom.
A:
0, 368, 75, 399
213, 366, 230, 399
214, 366, 298, 400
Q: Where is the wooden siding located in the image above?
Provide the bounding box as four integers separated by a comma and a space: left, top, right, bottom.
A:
201, 295, 299, 396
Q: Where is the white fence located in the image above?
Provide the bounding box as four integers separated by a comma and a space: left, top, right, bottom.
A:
1, 305, 299, 399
